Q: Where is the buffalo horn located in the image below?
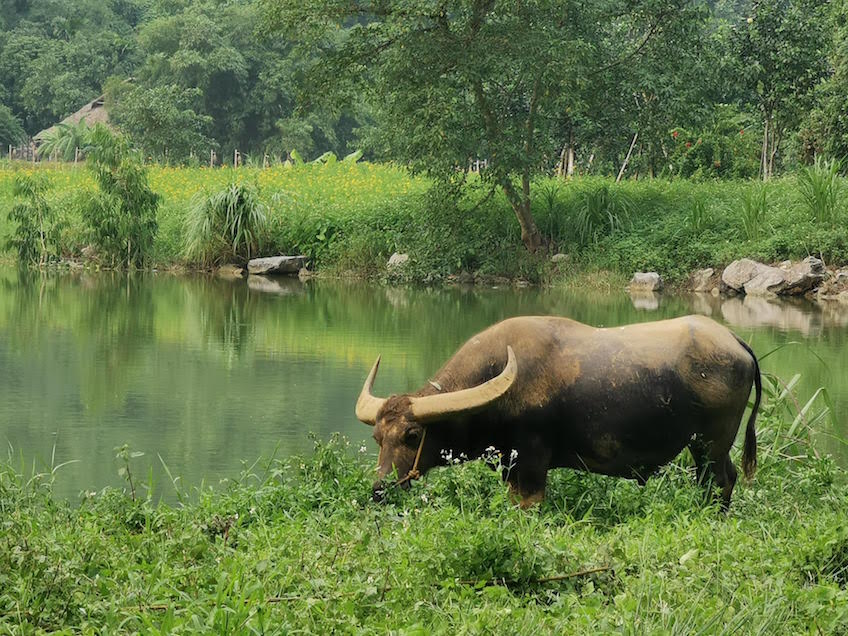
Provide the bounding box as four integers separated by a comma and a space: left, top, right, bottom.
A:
355, 355, 386, 425
409, 346, 517, 422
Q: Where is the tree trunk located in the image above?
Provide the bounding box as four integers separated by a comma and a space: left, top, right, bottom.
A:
768, 127, 779, 178
556, 144, 567, 177
566, 129, 575, 177
617, 133, 638, 183
501, 177, 544, 253
761, 115, 769, 181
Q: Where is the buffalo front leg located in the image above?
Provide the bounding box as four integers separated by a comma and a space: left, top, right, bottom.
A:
507, 465, 549, 509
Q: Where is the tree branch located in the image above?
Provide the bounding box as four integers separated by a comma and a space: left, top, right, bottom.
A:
589, 10, 673, 77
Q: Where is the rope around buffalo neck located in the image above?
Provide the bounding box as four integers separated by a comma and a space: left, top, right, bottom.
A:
393, 427, 427, 487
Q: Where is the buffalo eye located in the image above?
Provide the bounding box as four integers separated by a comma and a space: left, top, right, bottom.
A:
403, 428, 422, 445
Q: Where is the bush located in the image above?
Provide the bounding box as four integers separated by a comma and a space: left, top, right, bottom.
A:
82, 126, 159, 268
184, 181, 268, 266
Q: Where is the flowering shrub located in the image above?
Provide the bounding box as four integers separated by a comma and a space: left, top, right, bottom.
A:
667, 108, 760, 179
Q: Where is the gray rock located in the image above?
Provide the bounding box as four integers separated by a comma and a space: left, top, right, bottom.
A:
721, 259, 770, 292
458, 270, 474, 285
628, 272, 663, 292
81, 244, 99, 262
691, 268, 715, 293
782, 256, 826, 295
551, 253, 569, 264
744, 267, 788, 296
722, 257, 825, 297
247, 255, 307, 275
387, 252, 409, 268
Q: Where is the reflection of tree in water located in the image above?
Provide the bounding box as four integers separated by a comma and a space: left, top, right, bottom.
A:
74, 273, 156, 414
191, 277, 257, 368
0, 270, 155, 413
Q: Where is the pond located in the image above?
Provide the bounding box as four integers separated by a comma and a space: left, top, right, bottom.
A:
1, 268, 845, 499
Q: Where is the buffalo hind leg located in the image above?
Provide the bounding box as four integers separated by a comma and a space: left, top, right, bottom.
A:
689, 439, 738, 512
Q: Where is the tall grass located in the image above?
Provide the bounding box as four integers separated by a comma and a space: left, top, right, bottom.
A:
573, 181, 634, 246
740, 183, 769, 240
798, 156, 844, 225
184, 182, 268, 266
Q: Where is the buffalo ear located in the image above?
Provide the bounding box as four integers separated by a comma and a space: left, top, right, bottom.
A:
355, 355, 386, 425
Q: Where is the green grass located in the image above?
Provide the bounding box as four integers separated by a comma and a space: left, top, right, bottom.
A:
1, 384, 847, 632
1, 161, 848, 283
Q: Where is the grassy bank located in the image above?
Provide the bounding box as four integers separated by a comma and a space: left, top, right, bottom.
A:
1, 161, 847, 283
2, 387, 847, 633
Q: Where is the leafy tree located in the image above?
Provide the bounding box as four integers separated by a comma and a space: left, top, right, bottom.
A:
105, 81, 213, 162
261, 0, 694, 251
734, 0, 829, 179
800, 0, 848, 162
0, 103, 25, 147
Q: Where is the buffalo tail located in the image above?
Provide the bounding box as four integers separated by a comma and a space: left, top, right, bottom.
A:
735, 335, 761, 479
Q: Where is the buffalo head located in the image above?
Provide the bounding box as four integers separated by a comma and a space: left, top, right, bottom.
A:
355, 346, 517, 501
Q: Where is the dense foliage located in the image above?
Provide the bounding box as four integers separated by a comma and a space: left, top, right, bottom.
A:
0, 0, 360, 163
1, 0, 844, 175
0, 381, 846, 632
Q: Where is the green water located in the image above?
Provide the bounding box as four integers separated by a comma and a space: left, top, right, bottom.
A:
0, 269, 845, 499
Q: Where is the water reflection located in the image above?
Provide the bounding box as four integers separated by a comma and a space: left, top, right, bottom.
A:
0, 269, 845, 499
631, 287, 848, 336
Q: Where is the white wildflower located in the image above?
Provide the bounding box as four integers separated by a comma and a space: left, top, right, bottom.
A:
359, 445, 368, 453
420, 493, 428, 503
510, 449, 519, 461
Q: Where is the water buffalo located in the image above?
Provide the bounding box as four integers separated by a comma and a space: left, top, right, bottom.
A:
356, 315, 761, 510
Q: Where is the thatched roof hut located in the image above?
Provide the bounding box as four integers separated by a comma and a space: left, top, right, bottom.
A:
33, 95, 110, 143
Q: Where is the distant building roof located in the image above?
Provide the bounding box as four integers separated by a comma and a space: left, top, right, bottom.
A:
33, 95, 111, 142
